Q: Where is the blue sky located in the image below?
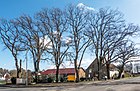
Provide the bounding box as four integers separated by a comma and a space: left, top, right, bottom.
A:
0, 0, 140, 71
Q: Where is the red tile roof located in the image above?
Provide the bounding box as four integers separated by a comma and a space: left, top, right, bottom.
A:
41, 68, 75, 75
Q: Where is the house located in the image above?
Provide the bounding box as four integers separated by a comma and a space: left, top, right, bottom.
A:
41, 68, 86, 82
0, 73, 5, 81
0, 73, 2, 78
86, 58, 119, 80
0, 73, 11, 83
125, 56, 140, 74
86, 58, 99, 80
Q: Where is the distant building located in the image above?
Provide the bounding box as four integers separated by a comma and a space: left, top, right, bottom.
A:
41, 68, 86, 82
125, 57, 140, 74
0, 73, 3, 78
86, 58, 119, 80
86, 58, 99, 79
132, 62, 140, 73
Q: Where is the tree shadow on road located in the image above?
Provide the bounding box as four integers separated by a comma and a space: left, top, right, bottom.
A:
106, 88, 116, 91
133, 90, 140, 91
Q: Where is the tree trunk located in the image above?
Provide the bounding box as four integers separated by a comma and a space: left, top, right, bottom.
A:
34, 70, 38, 83
16, 69, 19, 78
118, 68, 124, 79
15, 58, 19, 78
97, 58, 100, 80
35, 74, 38, 83
106, 62, 110, 79
74, 59, 79, 82
118, 64, 125, 79
56, 65, 59, 83
34, 61, 39, 83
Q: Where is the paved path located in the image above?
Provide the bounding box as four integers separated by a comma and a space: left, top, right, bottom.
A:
66, 77, 140, 91
1, 77, 140, 91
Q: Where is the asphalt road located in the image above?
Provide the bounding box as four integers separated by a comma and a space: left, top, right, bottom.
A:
68, 77, 140, 91
1, 77, 140, 91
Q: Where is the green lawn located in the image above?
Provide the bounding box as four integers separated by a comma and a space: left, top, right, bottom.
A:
0, 80, 6, 84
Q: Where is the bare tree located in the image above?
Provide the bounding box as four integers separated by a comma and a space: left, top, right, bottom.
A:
0, 68, 9, 76
36, 8, 70, 83
65, 5, 91, 82
85, 8, 123, 79
103, 23, 139, 79
0, 19, 23, 78
116, 41, 138, 78
15, 15, 51, 82
85, 8, 139, 80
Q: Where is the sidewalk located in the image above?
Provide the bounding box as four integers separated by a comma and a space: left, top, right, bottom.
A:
1, 77, 139, 88
0, 81, 95, 88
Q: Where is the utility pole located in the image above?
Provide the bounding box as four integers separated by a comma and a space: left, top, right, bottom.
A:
26, 49, 28, 86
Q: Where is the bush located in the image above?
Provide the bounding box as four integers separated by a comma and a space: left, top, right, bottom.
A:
60, 77, 64, 82
11, 77, 16, 84
80, 77, 86, 81
47, 78, 53, 83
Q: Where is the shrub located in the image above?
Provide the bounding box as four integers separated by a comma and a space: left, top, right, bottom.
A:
11, 77, 16, 84
80, 77, 86, 81
47, 77, 53, 83
60, 77, 64, 82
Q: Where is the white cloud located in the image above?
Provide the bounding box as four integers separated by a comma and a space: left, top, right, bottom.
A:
62, 37, 72, 45
47, 61, 74, 69
39, 36, 52, 49
45, 57, 94, 70
77, 3, 95, 11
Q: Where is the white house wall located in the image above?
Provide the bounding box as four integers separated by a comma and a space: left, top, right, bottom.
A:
132, 61, 140, 73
